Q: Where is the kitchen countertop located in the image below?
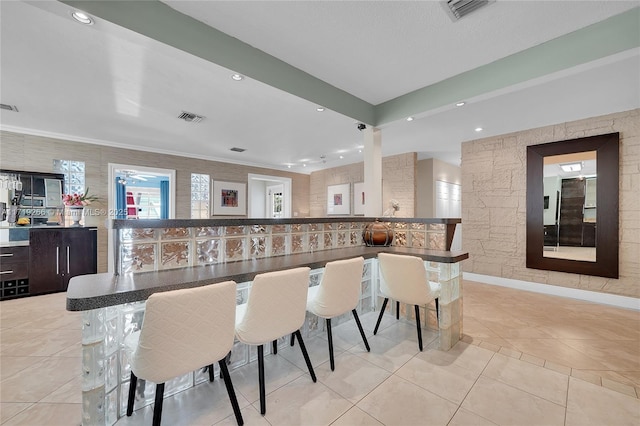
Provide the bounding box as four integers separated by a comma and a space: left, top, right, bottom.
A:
0, 240, 29, 247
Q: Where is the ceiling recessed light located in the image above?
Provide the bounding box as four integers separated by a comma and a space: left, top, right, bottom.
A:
358, 149, 362, 153
560, 162, 582, 172
316, 107, 325, 112
287, 165, 291, 169
475, 127, 483, 132
303, 163, 306, 167
231, 73, 244, 81
71, 11, 93, 25
456, 101, 466, 107
406, 117, 414, 122
339, 155, 344, 159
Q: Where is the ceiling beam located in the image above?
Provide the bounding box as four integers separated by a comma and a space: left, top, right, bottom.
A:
375, 7, 640, 125
60, 2, 638, 129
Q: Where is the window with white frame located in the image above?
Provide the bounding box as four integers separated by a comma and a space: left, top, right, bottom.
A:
191, 173, 210, 218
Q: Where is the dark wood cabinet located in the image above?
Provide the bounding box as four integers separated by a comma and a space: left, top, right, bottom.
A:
66, 230, 98, 280
28, 230, 61, 294
543, 225, 558, 247
582, 222, 596, 247
0, 246, 29, 299
28, 227, 97, 295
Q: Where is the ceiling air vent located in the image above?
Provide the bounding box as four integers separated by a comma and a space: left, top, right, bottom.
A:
230, 147, 246, 153
442, 0, 494, 21
0, 104, 19, 112
177, 111, 205, 123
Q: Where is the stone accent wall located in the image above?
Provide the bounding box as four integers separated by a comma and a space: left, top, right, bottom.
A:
461, 109, 639, 298
309, 152, 417, 217
0, 131, 310, 273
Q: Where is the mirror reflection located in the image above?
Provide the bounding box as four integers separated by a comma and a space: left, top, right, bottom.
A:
543, 151, 596, 262
526, 132, 618, 278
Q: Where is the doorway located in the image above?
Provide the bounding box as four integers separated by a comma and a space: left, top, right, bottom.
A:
247, 174, 292, 218
107, 163, 176, 272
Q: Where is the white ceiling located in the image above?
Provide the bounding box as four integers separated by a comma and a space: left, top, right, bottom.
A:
0, 1, 638, 173
165, 0, 637, 104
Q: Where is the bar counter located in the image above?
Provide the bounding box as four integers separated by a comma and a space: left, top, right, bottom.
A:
69, 217, 467, 425
67, 246, 468, 311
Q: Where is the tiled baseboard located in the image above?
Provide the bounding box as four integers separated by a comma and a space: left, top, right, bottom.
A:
463, 272, 640, 311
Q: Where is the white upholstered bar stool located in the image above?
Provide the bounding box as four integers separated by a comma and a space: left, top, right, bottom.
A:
374, 253, 441, 351
304, 256, 370, 371
235, 267, 316, 415
124, 281, 243, 426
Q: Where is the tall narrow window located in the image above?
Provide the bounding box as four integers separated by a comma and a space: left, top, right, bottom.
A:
191, 173, 210, 218
54, 160, 86, 226
53, 160, 85, 195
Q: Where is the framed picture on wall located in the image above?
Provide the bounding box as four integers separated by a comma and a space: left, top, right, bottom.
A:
353, 182, 365, 215
212, 181, 246, 215
327, 183, 350, 215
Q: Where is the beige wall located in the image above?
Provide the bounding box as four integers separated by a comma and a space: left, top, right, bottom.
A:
416, 159, 434, 217
461, 109, 639, 298
0, 131, 310, 272
309, 152, 417, 217
416, 158, 461, 217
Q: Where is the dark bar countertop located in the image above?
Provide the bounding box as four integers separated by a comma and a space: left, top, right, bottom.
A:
67, 246, 468, 311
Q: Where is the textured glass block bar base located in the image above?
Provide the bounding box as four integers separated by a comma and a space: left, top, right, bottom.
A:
112, 217, 460, 275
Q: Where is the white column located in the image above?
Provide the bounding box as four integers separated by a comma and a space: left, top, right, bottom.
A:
363, 127, 382, 216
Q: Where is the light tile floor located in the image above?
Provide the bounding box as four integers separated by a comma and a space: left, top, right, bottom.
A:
1, 281, 639, 425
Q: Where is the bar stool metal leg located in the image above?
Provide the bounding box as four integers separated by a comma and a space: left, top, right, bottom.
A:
373, 298, 389, 335
396, 301, 400, 320
257, 345, 266, 415
326, 318, 335, 371
294, 330, 317, 382
352, 309, 370, 352
272, 340, 278, 355
126, 371, 138, 416
220, 352, 232, 381
218, 360, 244, 425
414, 305, 423, 351
152, 383, 165, 426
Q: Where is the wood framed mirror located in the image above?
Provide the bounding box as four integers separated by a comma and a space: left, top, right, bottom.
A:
526, 132, 619, 278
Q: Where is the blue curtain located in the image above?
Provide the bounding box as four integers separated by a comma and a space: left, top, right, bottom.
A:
115, 177, 126, 219
160, 180, 169, 219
